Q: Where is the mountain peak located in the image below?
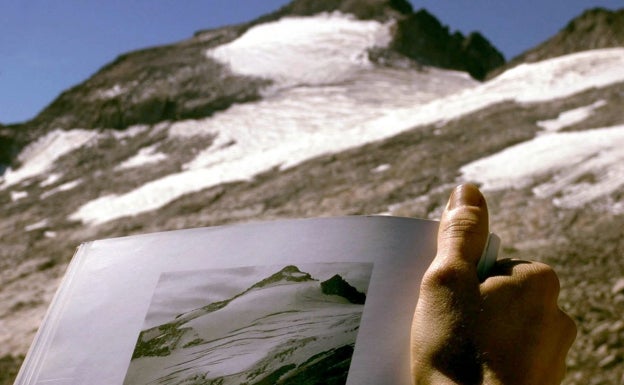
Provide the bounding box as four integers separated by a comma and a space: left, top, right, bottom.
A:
265, 0, 413, 21
321, 274, 366, 304
4, 1, 505, 139
252, 265, 316, 289
488, 7, 624, 78
391, 9, 505, 79
169, 266, 316, 326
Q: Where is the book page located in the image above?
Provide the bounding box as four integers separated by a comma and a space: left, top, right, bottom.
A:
16, 216, 438, 385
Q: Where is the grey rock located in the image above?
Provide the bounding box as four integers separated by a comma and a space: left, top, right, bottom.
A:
612, 278, 624, 294
609, 320, 624, 333
598, 353, 619, 368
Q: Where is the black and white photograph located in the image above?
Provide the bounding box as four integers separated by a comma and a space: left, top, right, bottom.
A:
124, 262, 373, 385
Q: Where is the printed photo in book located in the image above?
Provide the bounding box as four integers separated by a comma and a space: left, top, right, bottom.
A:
14, 217, 437, 385
124, 263, 373, 385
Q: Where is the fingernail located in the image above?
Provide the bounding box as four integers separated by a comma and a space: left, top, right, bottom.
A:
447, 184, 484, 210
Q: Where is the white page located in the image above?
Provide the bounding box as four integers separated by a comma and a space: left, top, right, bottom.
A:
16, 216, 438, 385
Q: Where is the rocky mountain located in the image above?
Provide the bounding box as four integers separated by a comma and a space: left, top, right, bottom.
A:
488, 7, 624, 77
251, 0, 414, 21
391, 9, 503, 79
2, 1, 624, 384
125, 266, 368, 385
167, 265, 318, 328
0, 0, 501, 154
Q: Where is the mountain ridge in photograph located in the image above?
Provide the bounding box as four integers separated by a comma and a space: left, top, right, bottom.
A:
125, 264, 371, 385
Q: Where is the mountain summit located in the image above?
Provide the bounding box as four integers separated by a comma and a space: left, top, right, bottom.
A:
391, 9, 504, 80
257, 0, 414, 21
321, 274, 367, 304
7, 0, 503, 141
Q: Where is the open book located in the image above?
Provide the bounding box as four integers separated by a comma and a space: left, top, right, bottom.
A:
15, 216, 440, 385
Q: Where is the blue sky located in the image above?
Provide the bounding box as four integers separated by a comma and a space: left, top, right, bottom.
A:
1, 0, 622, 124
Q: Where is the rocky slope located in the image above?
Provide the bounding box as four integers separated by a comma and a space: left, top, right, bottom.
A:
488, 7, 624, 78
2, 2, 624, 384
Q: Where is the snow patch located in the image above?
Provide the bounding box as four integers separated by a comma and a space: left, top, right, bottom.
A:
376, 49, 624, 133
1, 129, 98, 188
461, 125, 624, 211
491, 49, 624, 103
116, 145, 168, 170
207, 13, 393, 87
110, 124, 150, 139
168, 119, 220, 138
24, 219, 49, 232
98, 84, 126, 99
41, 179, 82, 199
372, 164, 391, 173
537, 100, 607, 133
39, 173, 62, 188
10, 190, 28, 201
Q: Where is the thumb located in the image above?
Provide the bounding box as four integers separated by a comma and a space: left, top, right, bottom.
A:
432, 183, 490, 277
411, 184, 489, 382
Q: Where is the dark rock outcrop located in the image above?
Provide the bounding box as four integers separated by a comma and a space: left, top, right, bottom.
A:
0, 355, 23, 385
321, 274, 366, 304
391, 9, 505, 80
489, 7, 624, 78
252, 1, 505, 79
0, 125, 21, 171
272, 345, 354, 385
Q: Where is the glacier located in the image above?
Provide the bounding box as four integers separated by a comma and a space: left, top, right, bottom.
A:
69, 47, 624, 225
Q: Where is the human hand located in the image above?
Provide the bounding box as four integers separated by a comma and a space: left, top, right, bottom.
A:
411, 184, 577, 385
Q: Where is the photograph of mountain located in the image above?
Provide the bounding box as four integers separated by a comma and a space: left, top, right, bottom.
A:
123, 263, 373, 385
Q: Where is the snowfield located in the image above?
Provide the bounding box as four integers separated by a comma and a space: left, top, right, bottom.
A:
207, 12, 394, 87
69, 46, 624, 225
537, 100, 607, 133
116, 145, 168, 170
461, 124, 624, 213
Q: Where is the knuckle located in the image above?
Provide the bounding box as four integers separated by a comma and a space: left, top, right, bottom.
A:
441, 208, 482, 239
422, 261, 469, 290
560, 310, 578, 342
526, 262, 561, 298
